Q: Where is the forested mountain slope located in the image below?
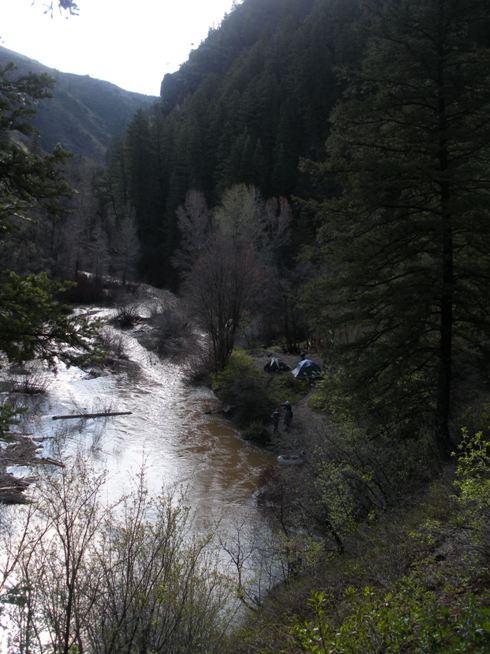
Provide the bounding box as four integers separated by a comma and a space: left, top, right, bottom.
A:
115, 0, 359, 285
0, 46, 156, 162
112, 0, 490, 453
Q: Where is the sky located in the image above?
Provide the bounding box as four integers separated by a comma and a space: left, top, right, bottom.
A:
0, 0, 238, 96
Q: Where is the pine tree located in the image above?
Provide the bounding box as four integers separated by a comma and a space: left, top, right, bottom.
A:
306, 0, 490, 450
0, 64, 95, 367
0, 65, 70, 236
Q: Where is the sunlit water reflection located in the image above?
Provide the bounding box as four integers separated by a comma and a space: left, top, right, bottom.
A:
0, 308, 282, 652
30, 312, 274, 538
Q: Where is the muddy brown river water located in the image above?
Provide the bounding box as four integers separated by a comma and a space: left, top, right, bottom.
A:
32, 313, 274, 539
0, 307, 282, 651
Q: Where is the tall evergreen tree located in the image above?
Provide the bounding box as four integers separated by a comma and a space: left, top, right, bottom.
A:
125, 110, 166, 283
0, 65, 70, 236
0, 64, 95, 367
305, 0, 490, 450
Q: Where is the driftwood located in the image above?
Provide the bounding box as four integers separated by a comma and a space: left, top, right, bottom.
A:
38, 457, 65, 467
51, 411, 132, 421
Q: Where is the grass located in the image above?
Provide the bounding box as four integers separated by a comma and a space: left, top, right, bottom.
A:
212, 349, 309, 440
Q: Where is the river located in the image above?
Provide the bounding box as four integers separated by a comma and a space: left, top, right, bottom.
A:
23, 306, 274, 540
0, 306, 285, 650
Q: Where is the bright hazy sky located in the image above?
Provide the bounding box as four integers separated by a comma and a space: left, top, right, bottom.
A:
0, 0, 238, 96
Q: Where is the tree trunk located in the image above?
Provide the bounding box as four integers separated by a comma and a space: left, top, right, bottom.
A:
435, 25, 453, 456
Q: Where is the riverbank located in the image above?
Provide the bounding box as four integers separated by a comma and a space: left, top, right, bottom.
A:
0, 433, 64, 504
174, 343, 485, 652
223, 388, 490, 653
2, 296, 489, 653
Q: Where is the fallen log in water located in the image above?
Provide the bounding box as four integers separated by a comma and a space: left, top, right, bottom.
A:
51, 411, 132, 421
38, 457, 65, 467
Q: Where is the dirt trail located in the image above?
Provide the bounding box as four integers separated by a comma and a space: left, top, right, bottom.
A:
254, 350, 329, 454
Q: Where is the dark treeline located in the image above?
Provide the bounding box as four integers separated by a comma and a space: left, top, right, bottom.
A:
110, 0, 360, 287
104, 0, 490, 450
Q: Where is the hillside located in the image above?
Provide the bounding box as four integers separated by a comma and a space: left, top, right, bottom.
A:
111, 0, 360, 286
0, 46, 156, 162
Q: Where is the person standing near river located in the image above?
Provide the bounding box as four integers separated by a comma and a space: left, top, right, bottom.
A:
282, 401, 293, 430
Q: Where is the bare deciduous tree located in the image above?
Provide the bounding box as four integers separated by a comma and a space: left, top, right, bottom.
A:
1, 462, 236, 653
180, 185, 292, 368
173, 189, 212, 277
184, 236, 264, 371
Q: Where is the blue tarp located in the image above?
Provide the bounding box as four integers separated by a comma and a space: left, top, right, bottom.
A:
291, 358, 322, 379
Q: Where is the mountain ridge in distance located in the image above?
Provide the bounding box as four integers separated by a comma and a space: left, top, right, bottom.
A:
0, 45, 157, 162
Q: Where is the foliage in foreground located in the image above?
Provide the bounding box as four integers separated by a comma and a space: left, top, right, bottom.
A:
0, 463, 236, 653
0, 271, 97, 368
291, 585, 490, 654
0, 62, 93, 370
276, 430, 490, 654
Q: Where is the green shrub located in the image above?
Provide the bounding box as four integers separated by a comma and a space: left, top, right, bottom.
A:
454, 429, 490, 518
453, 429, 490, 566
212, 349, 253, 392
290, 584, 490, 654
242, 421, 271, 445
212, 349, 273, 427
282, 431, 490, 654
267, 372, 306, 407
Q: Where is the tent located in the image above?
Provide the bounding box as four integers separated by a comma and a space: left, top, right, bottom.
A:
291, 358, 322, 379
264, 356, 290, 373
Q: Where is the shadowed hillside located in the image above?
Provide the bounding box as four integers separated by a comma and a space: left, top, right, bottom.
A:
0, 46, 156, 161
